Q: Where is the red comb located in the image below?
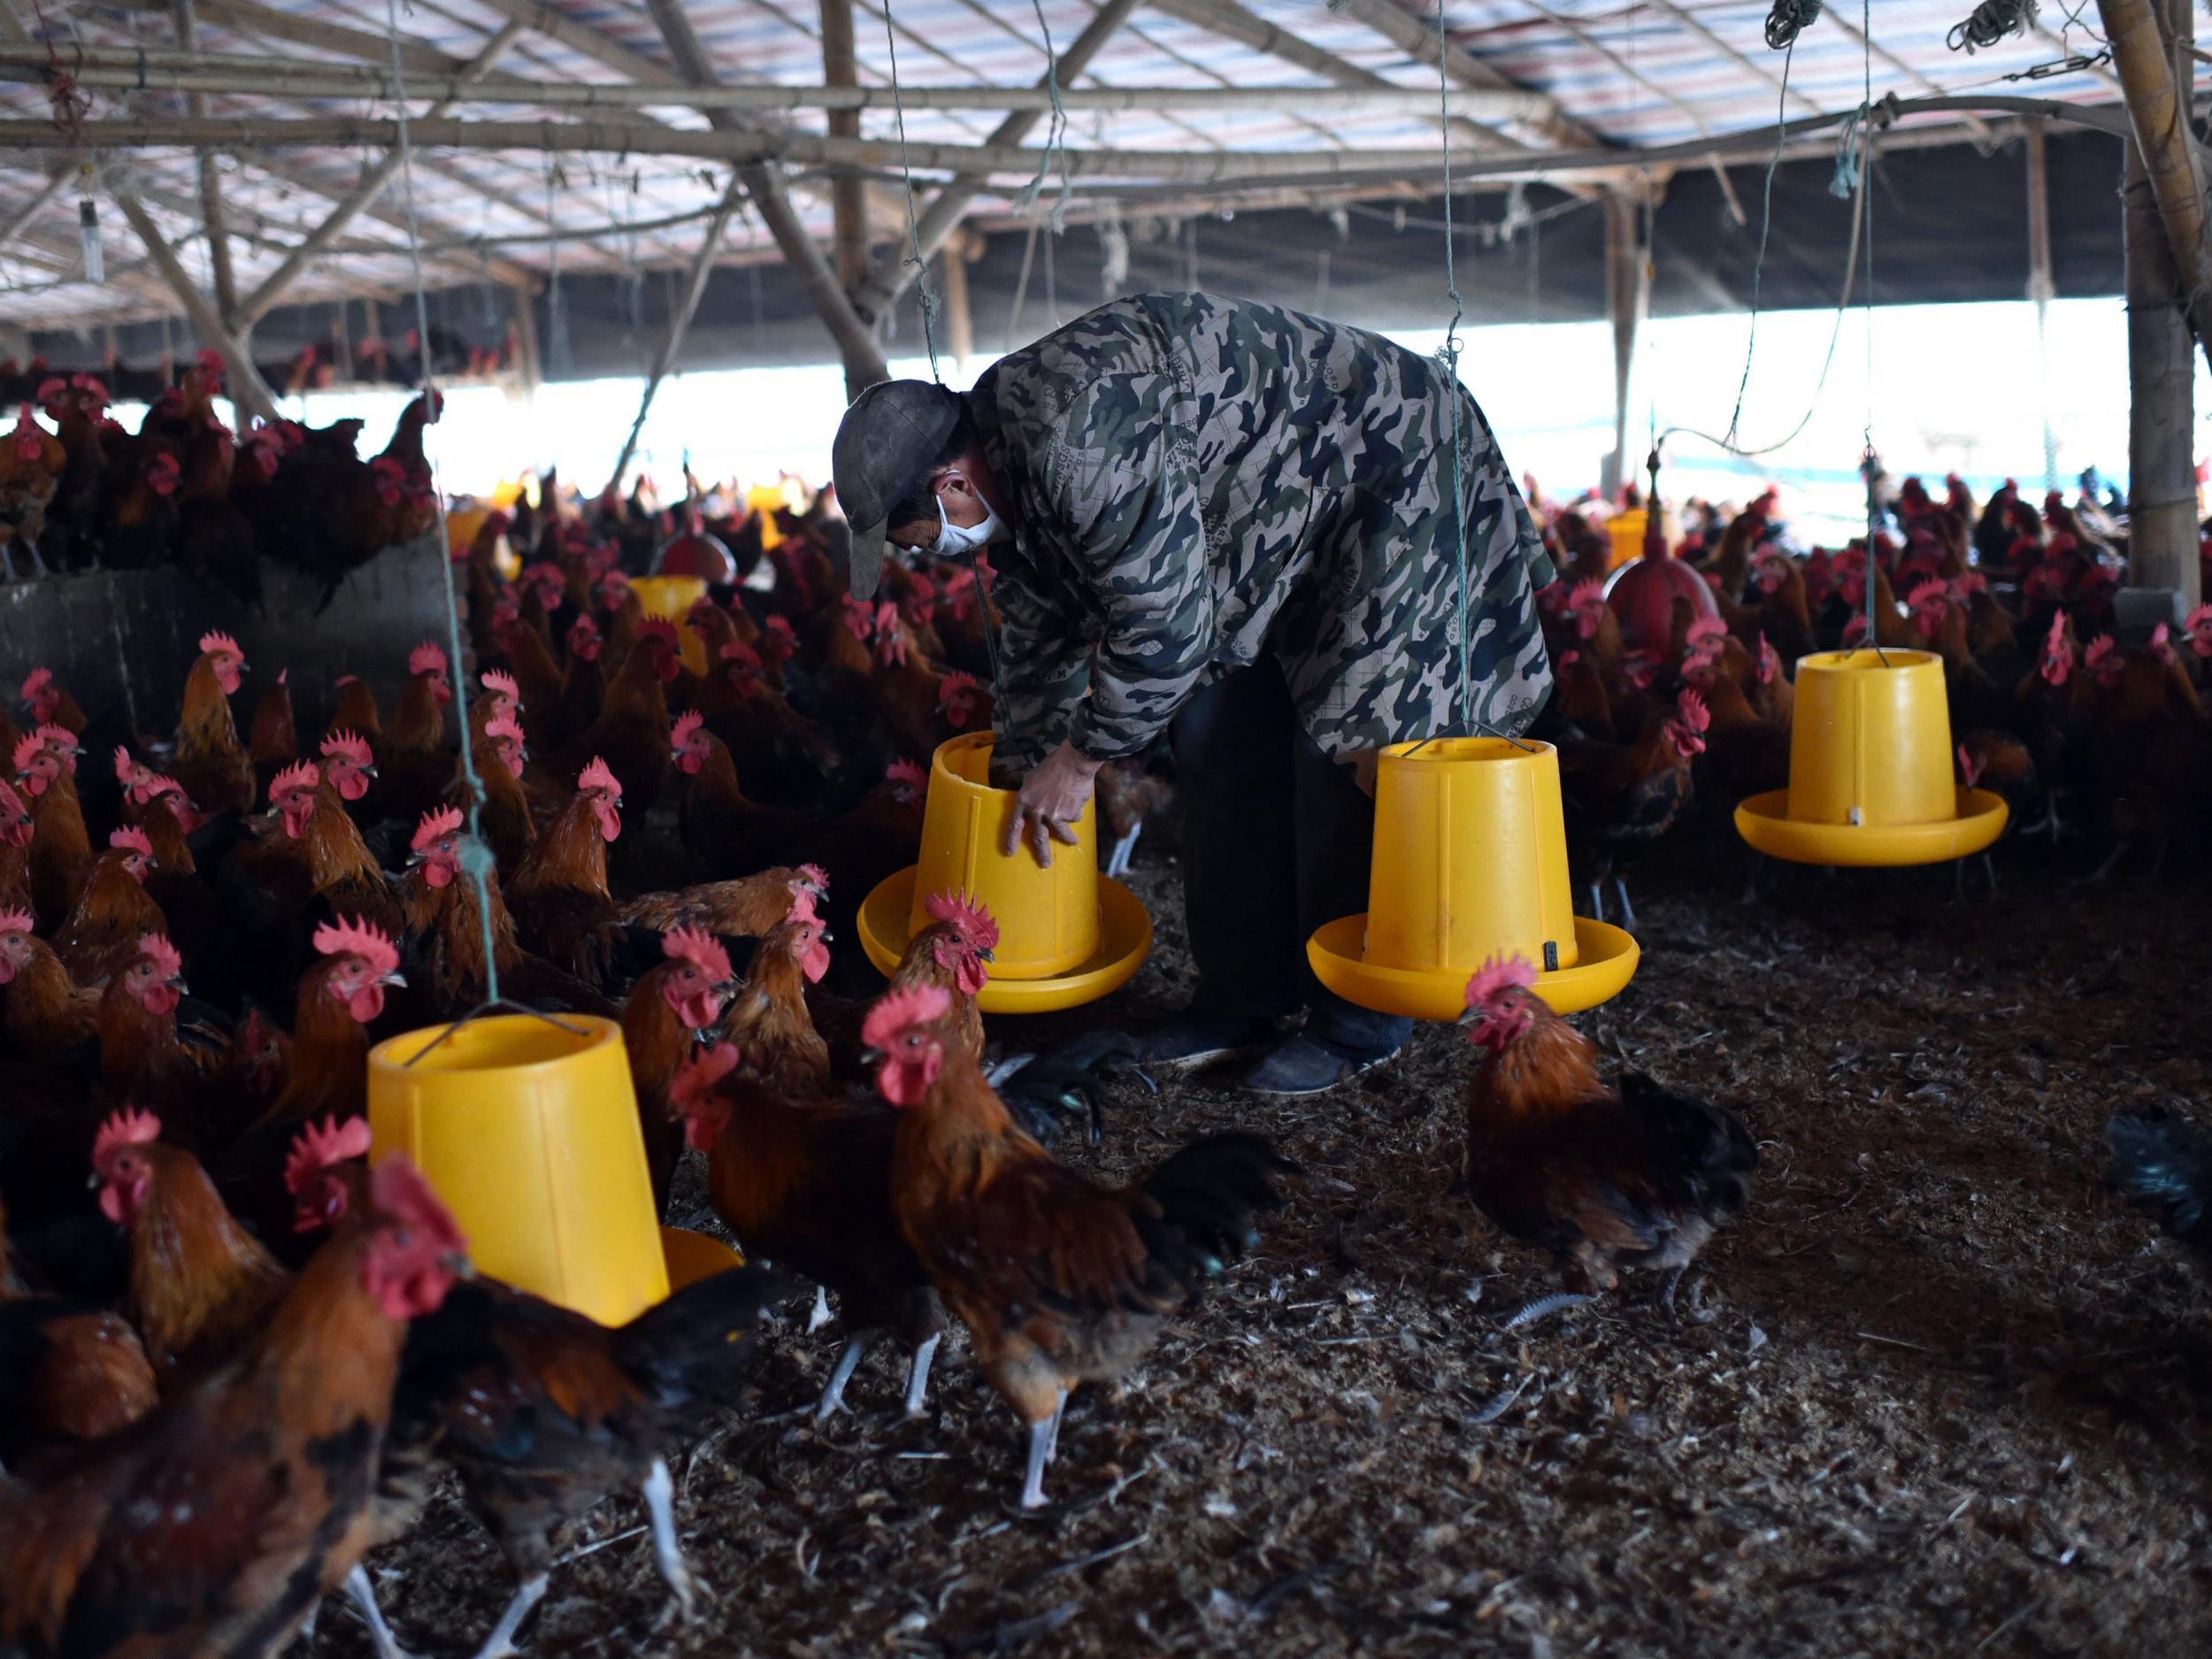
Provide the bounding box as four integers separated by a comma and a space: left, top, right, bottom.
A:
409, 641, 447, 679
109, 826, 152, 857
638, 616, 679, 646
662, 924, 733, 984
485, 709, 524, 745
137, 933, 183, 978
198, 630, 241, 659
284, 1115, 373, 1197
1463, 953, 1538, 1009
671, 710, 704, 747
10, 733, 42, 774
480, 668, 518, 703
578, 756, 620, 797
412, 805, 464, 850
313, 915, 399, 978
670, 1041, 741, 1118
887, 757, 927, 794
320, 730, 373, 765
923, 889, 1000, 951
19, 667, 48, 698
92, 1106, 161, 1167
270, 758, 319, 800
0, 907, 32, 933
861, 984, 953, 1050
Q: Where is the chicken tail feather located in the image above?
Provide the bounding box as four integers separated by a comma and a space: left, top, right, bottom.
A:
1139, 1132, 1300, 1275
2108, 1109, 2212, 1248
615, 1264, 792, 1411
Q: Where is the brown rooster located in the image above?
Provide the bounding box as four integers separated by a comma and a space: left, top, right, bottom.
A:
669, 710, 813, 877
0, 1157, 467, 1659
52, 826, 164, 987
622, 925, 738, 1213
89, 1106, 290, 1379
380, 640, 455, 832
16, 726, 88, 927
867, 984, 1294, 1506
0, 906, 100, 1062
173, 630, 255, 818
1458, 955, 1755, 1309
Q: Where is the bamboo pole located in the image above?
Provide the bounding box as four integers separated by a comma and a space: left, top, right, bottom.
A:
168, 0, 236, 325
0, 49, 1558, 118
230, 18, 525, 329
604, 179, 743, 496
2122, 0, 2201, 606
846, 0, 1141, 327
112, 191, 280, 421
819, 0, 866, 289
641, 0, 887, 392
0, 166, 68, 254
0, 98, 2124, 185
2097, 0, 2212, 377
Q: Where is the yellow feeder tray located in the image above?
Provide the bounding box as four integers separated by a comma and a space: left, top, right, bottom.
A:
628, 573, 712, 676
368, 1013, 670, 1327
661, 1225, 745, 1292
855, 733, 1150, 1012
1306, 736, 1639, 1022
1733, 648, 2008, 867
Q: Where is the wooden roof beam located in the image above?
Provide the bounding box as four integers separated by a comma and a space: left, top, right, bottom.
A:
641, 0, 887, 388
114, 188, 280, 419
1324, 0, 1608, 151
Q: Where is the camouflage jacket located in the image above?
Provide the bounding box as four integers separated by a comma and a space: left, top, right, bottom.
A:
966, 290, 1555, 773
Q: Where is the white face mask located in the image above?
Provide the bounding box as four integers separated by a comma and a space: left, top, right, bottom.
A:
930, 490, 1002, 557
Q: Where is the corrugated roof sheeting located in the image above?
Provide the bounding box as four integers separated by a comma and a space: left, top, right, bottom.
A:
0, 0, 2131, 334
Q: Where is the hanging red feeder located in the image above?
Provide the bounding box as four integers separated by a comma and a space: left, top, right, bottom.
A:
1603, 449, 1718, 654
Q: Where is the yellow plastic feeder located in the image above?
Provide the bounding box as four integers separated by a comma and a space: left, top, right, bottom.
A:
1734, 648, 2008, 866
629, 574, 711, 675
369, 1013, 684, 1326
1307, 737, 1639, 1022
858, 733, 1151, 1013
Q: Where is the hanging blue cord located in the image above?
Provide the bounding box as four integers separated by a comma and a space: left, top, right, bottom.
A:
385, 0, 501, 1004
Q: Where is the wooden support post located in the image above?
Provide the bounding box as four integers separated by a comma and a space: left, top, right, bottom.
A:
1601, 188, 1647, 500
846, 0, 1140, 326
2024, 119, 2060, 495
2098, 0, 2212, 378
644, 0, 888, 390
508, 280, 541, 395
2122, 0, 2201, 607
170, 0, 236, 326
112, 191, 280, 422
819, 0, 866, 288
940, 227, 975, 379
605, 180, 743, 496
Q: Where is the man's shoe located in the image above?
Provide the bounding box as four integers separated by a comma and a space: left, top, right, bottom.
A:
1236, 1032, 1401, 1097
1131, 1013, 1279, 1072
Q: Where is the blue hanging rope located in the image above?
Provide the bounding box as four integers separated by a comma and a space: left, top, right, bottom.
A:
385, 0, 502, 1004
1012, 0, 1074, 230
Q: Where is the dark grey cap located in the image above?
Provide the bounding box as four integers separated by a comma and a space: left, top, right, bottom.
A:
831, 378, 962, 600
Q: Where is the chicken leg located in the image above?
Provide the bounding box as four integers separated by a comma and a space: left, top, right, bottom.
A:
465, 1574, 548, 1659
814, 1334, 867, 1419
902, 1333, 941, 1418
1104, 821, 1142, 879
1610, 877, 1638, 935
346, 1565, 419, 1659
642, 1455, 697, 1621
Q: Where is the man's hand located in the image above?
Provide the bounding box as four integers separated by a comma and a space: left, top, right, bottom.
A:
1004, 741, 1103, 868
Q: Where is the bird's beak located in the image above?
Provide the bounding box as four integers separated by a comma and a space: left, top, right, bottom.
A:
1455, 1006, 1480, 1025
979, 947, 995, 964
381, 970, 407, 988
716, 979, 738, 996
858, 1046, 884, 1067
168, 974, 188, 992
86, 1170, 102, 1190
445, 1252, 475, 1279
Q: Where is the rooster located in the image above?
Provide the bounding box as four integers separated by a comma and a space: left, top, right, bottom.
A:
622, 924, 738, 1213
1560, 685, 1709, 933
867, 984, 1295, 1506
506, 756, 625, 987
0, 905, 100, 1062
402, 805, 611, 1019
51, 826, 164, 987
1459, 955, 1755, 1311
557, 615, 681, 815
0, 1187, 157, 1465
380, 639, 455, 833
670, 710, 814, 877
89, 1107, 289, 1378
0, 1157, 466, 1659
170, 630, 255, 818
16, 726, 89, 927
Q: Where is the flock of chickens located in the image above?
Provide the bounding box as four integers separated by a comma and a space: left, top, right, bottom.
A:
1533, 472, 2212, 922
0, 354, 441, 602
0, 429, 2206, 1659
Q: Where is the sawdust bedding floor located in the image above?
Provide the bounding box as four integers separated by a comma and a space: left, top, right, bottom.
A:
314, 836, 2212, 1659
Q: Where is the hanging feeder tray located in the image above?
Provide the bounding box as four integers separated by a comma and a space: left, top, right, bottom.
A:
368, 1012, 680, 1326
1734, 647, 2008, 866
857, 733, 1150, 1014
629, 573, 712, 675
1307, 736, 1638, 1023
